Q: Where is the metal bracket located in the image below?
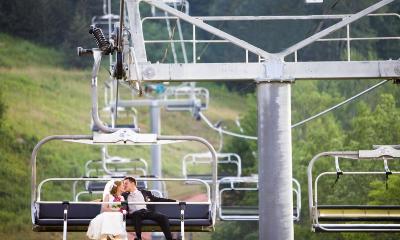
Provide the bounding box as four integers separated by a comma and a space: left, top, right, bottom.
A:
93, 128, 157, 144
384, 158, 392, 190
359, 145, 400, 158
255, 61, 294, 83
179, 201, 186, 240
333, 156, 343, 186
62, 201, 69, 240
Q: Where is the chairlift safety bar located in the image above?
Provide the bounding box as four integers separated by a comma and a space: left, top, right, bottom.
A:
37, 177, 210, 203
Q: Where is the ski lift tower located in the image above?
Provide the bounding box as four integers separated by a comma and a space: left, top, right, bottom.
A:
82, 0, 400, 239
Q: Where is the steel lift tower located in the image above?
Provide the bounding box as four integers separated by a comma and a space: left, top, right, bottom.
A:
85, 0, 400, 239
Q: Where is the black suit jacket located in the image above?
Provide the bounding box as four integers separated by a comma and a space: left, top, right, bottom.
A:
122, 189, 175, 213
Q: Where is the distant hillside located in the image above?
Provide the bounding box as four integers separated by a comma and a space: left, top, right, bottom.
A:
0, 34, 246, 239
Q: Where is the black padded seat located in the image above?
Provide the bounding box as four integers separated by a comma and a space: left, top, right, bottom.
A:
33, 202, 212, 232
314, 224, 400, 232
318, 205, 400, 209
317, 205, 400, 221
148, 204, 210, 220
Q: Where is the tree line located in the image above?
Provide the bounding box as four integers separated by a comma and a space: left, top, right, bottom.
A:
1, 0, 398, 70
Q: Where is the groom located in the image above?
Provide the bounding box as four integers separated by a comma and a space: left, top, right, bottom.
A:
122, 176, 176, 240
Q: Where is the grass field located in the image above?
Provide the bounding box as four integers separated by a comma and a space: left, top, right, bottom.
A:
0, 34, 247, 239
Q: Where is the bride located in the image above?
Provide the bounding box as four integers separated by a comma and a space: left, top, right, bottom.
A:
87, 180, 127, 240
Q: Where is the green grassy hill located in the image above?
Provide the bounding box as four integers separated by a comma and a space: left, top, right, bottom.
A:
0, 34, 247, 239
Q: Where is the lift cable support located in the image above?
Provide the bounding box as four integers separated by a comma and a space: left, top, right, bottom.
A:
31, 130, 218, 240
308, 145, 400, 232
100, 77, 139, 130
78, 0, 400, 239
88, 1, 206, 203
217, 176, 301, 222
82, 2, 210, 197
83, 48, 210, 133
86, 48, 209, 191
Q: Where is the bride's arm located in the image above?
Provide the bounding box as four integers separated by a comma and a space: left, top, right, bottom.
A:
101, 194, 119, 212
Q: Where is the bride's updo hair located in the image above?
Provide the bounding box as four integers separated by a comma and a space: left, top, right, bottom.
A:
110, 180, 122, 196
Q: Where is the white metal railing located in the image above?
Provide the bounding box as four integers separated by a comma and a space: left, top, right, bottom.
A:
182, 152, 242, 180
217, 177, 301, 221
141, 13, 399, 63
38, 177, 211, 203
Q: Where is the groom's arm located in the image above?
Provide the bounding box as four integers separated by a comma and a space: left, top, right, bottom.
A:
144, 190, 176, 202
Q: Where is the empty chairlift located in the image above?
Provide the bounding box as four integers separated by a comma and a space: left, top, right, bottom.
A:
164, 86, 209, 112
99, 146, 148, 176
90, 0, 120, 37
31, 130, 219, 239
218, 176, 301, 222
308, 145, 400, 232
73, 150, 149, 200
182, 152, 242, 182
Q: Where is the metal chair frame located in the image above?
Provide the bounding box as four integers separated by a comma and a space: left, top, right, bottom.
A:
182, 152, 242, 182
31, 131, 218, 240
217, 176, 301, 221
307, 145, 400, 232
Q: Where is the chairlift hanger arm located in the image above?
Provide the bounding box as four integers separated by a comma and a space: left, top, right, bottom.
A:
90, 49, 141, 133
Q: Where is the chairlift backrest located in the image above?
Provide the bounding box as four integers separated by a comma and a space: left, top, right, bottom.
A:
164, 86, 209, 111
217, 177, 301, 221
182, 152, 242, 181
84, 157, 148, 177
35, 178, 212, 233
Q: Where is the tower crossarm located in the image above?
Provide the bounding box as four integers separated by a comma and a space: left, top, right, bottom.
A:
129, 60, 400, 82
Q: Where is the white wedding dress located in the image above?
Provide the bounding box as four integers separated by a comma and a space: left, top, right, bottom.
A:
86, 181, 128, 240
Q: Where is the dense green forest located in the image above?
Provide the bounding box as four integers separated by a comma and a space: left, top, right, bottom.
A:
0, 0, 399, 239
212, 81, 400, 240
